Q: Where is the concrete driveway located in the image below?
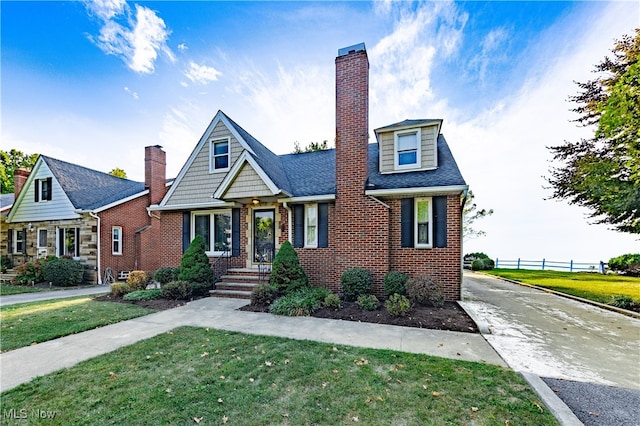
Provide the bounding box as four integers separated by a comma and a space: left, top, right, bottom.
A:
460, 272, 640, 390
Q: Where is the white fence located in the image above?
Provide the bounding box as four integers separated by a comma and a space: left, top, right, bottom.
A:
493, 258, 607, 273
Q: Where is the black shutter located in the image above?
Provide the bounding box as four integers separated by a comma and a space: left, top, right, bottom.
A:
58, 229, 64, 256
8, 229, 13, 253
34, 179, 40, 202
232, 208, 240, 256
182, 212, 191, 254
22, 228, 27, 254
74, 228, 80, 256
46, 177, 53, 200
400, 198, 414, 248
318, 203, 328, 248
293, 205, 304, 248
433, 196, 447, 248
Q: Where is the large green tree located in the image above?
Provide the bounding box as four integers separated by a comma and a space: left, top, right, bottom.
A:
0, 149, 38, 194
547, 29, 640, 234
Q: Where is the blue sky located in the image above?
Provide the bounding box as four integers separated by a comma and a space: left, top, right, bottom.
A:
2, 1, 638, 262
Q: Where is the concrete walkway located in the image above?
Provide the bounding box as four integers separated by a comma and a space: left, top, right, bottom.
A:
0, 286, 109, 307
0, 297, 505, 393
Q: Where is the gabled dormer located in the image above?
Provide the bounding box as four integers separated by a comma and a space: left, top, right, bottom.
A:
374, 119, 442, 174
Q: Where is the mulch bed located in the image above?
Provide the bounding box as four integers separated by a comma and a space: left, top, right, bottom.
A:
93, 293, 189, 310
241, 301, 479, 333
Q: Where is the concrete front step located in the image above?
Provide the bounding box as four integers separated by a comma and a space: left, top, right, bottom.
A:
211, 280, 261, 299
220, 275, 262, 283
209, 289, 253, 299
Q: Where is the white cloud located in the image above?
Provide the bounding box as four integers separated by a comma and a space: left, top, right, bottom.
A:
177, 43, 188, 52
86, 1, 174, 74
184, 61, 222, 85
124, 86, 139, 99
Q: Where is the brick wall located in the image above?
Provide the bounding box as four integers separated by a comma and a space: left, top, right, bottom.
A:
387, 195, 463, 300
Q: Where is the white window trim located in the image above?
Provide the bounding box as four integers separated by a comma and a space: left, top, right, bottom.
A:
13, 229, 25, 254
304, 204, 318, 248
209, 137, 231, 173
394, 128, 422, 170
414, 197, 433, 249
36, 178, 51, 202
112, 226, 123, 255
191, 210, 233, 256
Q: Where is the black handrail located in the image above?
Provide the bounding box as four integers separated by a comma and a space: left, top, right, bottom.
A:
211, 247, 231, 285
257, 248, 274, 283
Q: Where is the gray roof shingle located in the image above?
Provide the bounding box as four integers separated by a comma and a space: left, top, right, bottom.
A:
42, 156, 146, 210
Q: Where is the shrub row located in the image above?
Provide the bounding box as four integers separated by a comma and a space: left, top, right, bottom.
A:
608, 253, 640, 276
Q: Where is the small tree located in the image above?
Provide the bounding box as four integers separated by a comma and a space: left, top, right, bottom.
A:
269, 240, 309, 295
178, 235, 212, 285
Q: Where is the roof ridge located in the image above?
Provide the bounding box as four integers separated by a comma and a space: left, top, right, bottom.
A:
41, 155, 143, 184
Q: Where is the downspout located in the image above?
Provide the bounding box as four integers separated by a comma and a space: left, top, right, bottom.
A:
89, 211, 102, 285
283, 202, 292, 243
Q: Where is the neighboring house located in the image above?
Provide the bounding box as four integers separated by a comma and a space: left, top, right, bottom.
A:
152, 43, 468, 299
1, 146, 168, 283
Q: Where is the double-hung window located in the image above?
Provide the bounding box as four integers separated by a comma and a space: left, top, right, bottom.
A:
57, 228, 79, 257
395, 129, 421, 169
14, 229, 25, 254
305, 204, 318, 248
112, 226, 122, 255
210, 139, 230, 172
35, 177, 53, 202
193, 210, 232, 254
415, 198, 432, 248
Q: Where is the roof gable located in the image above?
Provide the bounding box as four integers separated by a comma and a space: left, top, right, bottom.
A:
215, 152, 281, 200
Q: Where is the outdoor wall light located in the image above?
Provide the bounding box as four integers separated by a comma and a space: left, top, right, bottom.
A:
252, 198, 260, 205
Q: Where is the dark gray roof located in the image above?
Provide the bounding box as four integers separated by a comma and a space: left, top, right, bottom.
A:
42, 156, 146, 210
221, 112, 293, 195
367, 134, 466, 190
1, 193, 15, 211
216, 113, 464, 198
374, 119, 441, 133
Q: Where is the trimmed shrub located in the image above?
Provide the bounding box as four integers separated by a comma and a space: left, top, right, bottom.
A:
340, 268, 372, 302
466, 253, 494, 271
155, 267, 180, 285
190, 281, 212, 297
269, 240, 309, 295
14, 260, 45, 285
357, 294, 379, 311
406, 275, 445, 307
42, 258, 84, 287
250, 283, 280, 307
178, 236, 213, 285
161, 280, 192, 300
609, 295, 637, 310
127, 271, 149, 291
384, 271, 408, 296
386, 293, 411, 317
123, 289, 162, 301
324, 293, 341, 310
269, 287, 326, 316
471, 259, 485, 271
110, 282, 131, 297
608, 254, 640, 276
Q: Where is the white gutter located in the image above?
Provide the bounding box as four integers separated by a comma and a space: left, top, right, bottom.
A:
92, 190, 149, 213
88, 211, 102, 285
282, 202, 293, 243
365, 185, 468, 197
277, 194, 336, 203
148, 201, 240, 211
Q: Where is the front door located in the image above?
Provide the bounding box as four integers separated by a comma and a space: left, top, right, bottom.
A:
253, 209, 275, 264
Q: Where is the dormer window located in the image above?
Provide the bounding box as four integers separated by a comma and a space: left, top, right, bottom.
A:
35, 177, 53, 202
210, 138, 230, 172
395, 129, 421, 170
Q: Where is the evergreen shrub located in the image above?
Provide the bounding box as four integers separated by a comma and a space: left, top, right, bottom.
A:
42, 258, 84, 287
269, 241, 309, 295
161, 280, 192, 300
406, 275, 445, 307
384, 271, 408, 296
178, 236, 213, 285
340, 268, 372, 301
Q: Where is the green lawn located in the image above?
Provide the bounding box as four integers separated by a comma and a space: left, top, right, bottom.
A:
0, 297, 156, 352
483, 269, 640, 304
0, 283, 43, 296
0, 326, 558, 425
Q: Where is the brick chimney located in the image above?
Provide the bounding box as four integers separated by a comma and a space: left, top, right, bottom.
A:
14, 168, 30, 198
335, 43, 369, 197
145, 145, 166, 205
333, 43, 390, 293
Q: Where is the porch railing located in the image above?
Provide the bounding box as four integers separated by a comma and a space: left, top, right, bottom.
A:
257, 247, 274, 283
211, 248, 231, 285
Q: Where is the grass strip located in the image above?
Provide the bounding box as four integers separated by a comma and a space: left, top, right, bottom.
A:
0, 297, 156, 352
484, 269, 640, 304
0, 284, 42, 296
1, 326, 559, 425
